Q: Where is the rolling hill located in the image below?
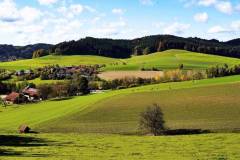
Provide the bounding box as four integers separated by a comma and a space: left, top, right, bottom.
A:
0, 43, 52, 61
1, 49, 240, 71
1, 75, 240, 133
1, 55, 240, 160
50, 35, 240, 59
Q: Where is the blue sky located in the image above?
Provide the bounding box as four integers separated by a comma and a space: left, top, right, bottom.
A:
0, 0, 240, 45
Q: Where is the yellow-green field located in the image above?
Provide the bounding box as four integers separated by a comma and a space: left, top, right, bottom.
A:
1, 133, 239, 160
1, 50, 240, 71
38, 83, 240, 134
1, 75, 240, 134
1, 50, 240, 159
1, 76, 240, 159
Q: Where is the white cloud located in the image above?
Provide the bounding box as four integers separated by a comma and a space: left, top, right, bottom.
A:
207, 21, 240, 35
208, 25, 229, 33
0, 0, 20, 22
0, 1, 88, 45
163, 22, 190, 34
198, 0, 216, 6
0, 0, 41, 23
140, 0, 153, 5
181, 0, 235, 15
194, 12, 208, 23
231, 21, 240, 31
38, 0, 58, 5
87, 19, 127, 37
112, 8, 124, 15
215, 1, 233, 14
20, 6, 42, 23
57, 4, 95, 18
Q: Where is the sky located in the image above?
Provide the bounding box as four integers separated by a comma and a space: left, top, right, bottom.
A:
0, 0, 240, 45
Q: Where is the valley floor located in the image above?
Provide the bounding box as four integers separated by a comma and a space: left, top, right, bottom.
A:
0, 133, 240, 160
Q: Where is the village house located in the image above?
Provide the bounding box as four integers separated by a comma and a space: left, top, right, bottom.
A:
4, 87, 40, 104
22, 87, 40, 102
4, 92, 27, 104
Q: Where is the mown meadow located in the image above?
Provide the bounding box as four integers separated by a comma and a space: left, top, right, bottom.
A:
1, 76, 240, 159
1, 50, 240, 71
1, 75, 240, 134
1, 50, 240, 159
1, 133, 239, 160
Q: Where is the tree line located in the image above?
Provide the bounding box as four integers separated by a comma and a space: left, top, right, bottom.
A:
207, 64, 240, 78
37, 74, 89, 100
49, 35, 240, 58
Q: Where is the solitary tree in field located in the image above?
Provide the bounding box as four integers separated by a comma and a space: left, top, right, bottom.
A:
139, 104, 166, 136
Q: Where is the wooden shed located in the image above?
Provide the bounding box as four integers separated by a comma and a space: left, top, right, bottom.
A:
19, 125, 31, 133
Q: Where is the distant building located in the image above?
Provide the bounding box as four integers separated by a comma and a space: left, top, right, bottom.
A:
15, 70, 34, 76
19, 125, 31, 133
5, 87, 40, 104
5, 92, 27, 104
22, 87, 40, 102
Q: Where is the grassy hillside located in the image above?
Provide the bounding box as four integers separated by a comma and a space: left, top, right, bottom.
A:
0, 55, 120, 70
1, 133, 239, 160
1, 75, 240, 133
38, 82, 240, 134
1, 50, 240, 71
105, 50, 240, 71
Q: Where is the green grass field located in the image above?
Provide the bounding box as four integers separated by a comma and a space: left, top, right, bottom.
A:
0, 55, 120, 70
1, 50, 240, 71
37, 82, 240, 134
1, 133, 239, 160
1, 51, 240, 159
1, 75, 240, 134
105, 50, 240, 71
1, 76, 240, 160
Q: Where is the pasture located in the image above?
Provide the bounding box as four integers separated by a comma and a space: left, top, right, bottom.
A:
1, 74, 240, 160
1, 50, 240, 71
0, 133, 239, 160
1, 75, 240, 134
37, 82, 240, 134
0, 55, 120, 70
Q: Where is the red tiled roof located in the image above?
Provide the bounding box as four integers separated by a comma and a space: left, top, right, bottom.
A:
5, 92, 19, 102
23, 88, 39, 97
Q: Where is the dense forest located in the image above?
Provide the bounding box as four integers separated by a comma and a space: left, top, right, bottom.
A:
0, 43, 52, 61
50, 35, 240, 58
1, 35, 240, 61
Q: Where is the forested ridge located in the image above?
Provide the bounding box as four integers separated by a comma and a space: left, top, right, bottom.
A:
50, 35, 240, 58
1, 35, 240, 61
0, 43, 52, 61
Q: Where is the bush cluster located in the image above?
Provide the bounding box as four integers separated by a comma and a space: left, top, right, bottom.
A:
207, 64, 240, 78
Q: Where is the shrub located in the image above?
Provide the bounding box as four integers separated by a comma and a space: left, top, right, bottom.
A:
139, 104, 166, 136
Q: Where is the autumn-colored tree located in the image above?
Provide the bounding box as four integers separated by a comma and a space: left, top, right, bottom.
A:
32, 49, 48, 58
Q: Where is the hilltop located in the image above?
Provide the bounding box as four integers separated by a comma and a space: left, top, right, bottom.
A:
50, 35, 240, 58
1, 35, 240, 62
1, 50, 240, 71
0, 43, 52, 61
